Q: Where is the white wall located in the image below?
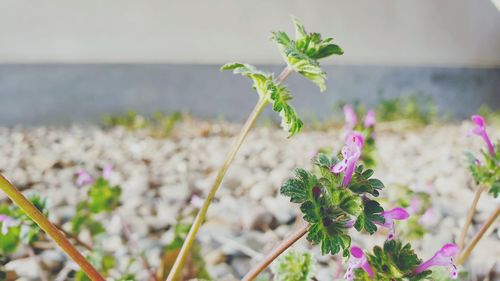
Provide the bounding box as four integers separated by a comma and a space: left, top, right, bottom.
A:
0, 0, 499, 66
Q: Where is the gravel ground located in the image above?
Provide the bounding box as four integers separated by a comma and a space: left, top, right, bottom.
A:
0, 120, 498, 280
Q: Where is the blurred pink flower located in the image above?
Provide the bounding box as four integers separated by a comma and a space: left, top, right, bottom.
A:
344, 246, 374, 280
0, 214, 16, 235
408, 197, 422, 214
414, 243, 459, 279
343, 104, 357, 130
419, 207, 440, 228
76, 170, 94, 187
103, 164, 113, 180
364, 110, 376, 128
468, 115, 494, 156
375, 207, 409, 240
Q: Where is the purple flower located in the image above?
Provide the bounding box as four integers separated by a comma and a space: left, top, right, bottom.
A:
343, 105, 358, 130
332, 133, 363, 187
414, 243, 459, 279
0, 214, 16, 235
408, 197, 422, 214
364, 110, 376, 128
344, 246, 374, 280
76, 170, 94, 187
375, 207, 409, 240
468, 115, 495, 156
102, 164, 113, 180
419, 207, 440, 228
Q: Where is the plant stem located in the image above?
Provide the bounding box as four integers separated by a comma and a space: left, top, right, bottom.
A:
241, 223, 309, 281
0, 175, 105, 281
457, 185, 485, 250
457, 205, 500, 265
166, 66, 291, 281
55, 223, 93, 251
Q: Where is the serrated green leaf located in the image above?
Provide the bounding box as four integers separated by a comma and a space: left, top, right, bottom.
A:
272, 18, 342, 91
354, 199, 384, 234
268, 82, 303, 136
221, 62, 272, 99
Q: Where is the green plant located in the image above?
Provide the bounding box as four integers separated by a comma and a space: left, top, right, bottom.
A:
377, 94, 437, 125
166, 17, 343, 281
102, 111, 182, 138
271, 250, 314, 281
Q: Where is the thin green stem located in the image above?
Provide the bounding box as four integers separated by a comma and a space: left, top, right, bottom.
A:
166, 65, 292, 281
242, 223, 309, 281
457, 205, 499, 265
0, 175, 105, 281
457, 185, 485, 250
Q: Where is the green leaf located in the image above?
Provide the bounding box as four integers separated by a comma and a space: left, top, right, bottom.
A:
280, 169, 319, 204
358, 239, 427, 280
0, 226, 20, 255
221, 62, 272, 99
269, 83, 303, 136
88, 178, 122, 213
221, 62, 303, 136
354, 199, 384, 234
272, 18, 343, 91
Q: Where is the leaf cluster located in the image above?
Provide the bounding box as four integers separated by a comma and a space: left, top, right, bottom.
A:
280, 153, 385, 256
466, 142, 500, 197
71, 178, 122, 236
271, 250, 314, 281
221, 18, 343, 137
221, 63, 303, 136
102, 110, 182, 138
272, 18, 343, 91
354, 240, 430, 281
0, 195, 49, 254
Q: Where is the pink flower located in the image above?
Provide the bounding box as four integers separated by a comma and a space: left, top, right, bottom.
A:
345, 131, 364, 148
414, 243, 459, 279
468, 115, 494, 156
102, 164, 113, 180
374, 207, 409, 240
0, 214, 16, 235
408, 197, 422, 214
344, 246, 374, 280
419, 207, 440, 228
343, 105, 358, 130
76, 170, 94, 187
364, 110, 376, 128
332, 133, 363, 187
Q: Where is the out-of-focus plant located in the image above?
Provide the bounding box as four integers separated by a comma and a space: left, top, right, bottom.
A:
0, 194, 48, 255
166, 17, 344, 281
271, 250, 315, 281
0, 173, 104, 279
387, 184, 433, 240
376, 94, 437, 126
103, 111, 182, 138
157, 223, 210, 281
477, 105, 500, 124
457, 115, 499, 265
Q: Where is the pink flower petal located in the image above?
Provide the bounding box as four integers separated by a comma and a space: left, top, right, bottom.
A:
344, 105, 357, 129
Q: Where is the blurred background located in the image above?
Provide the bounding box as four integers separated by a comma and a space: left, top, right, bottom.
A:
0, 0, 498, 125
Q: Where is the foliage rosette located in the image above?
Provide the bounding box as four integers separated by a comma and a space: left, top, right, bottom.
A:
280, 152, 386, 256
466, 141, 500, 198
353, 240, 431, 281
